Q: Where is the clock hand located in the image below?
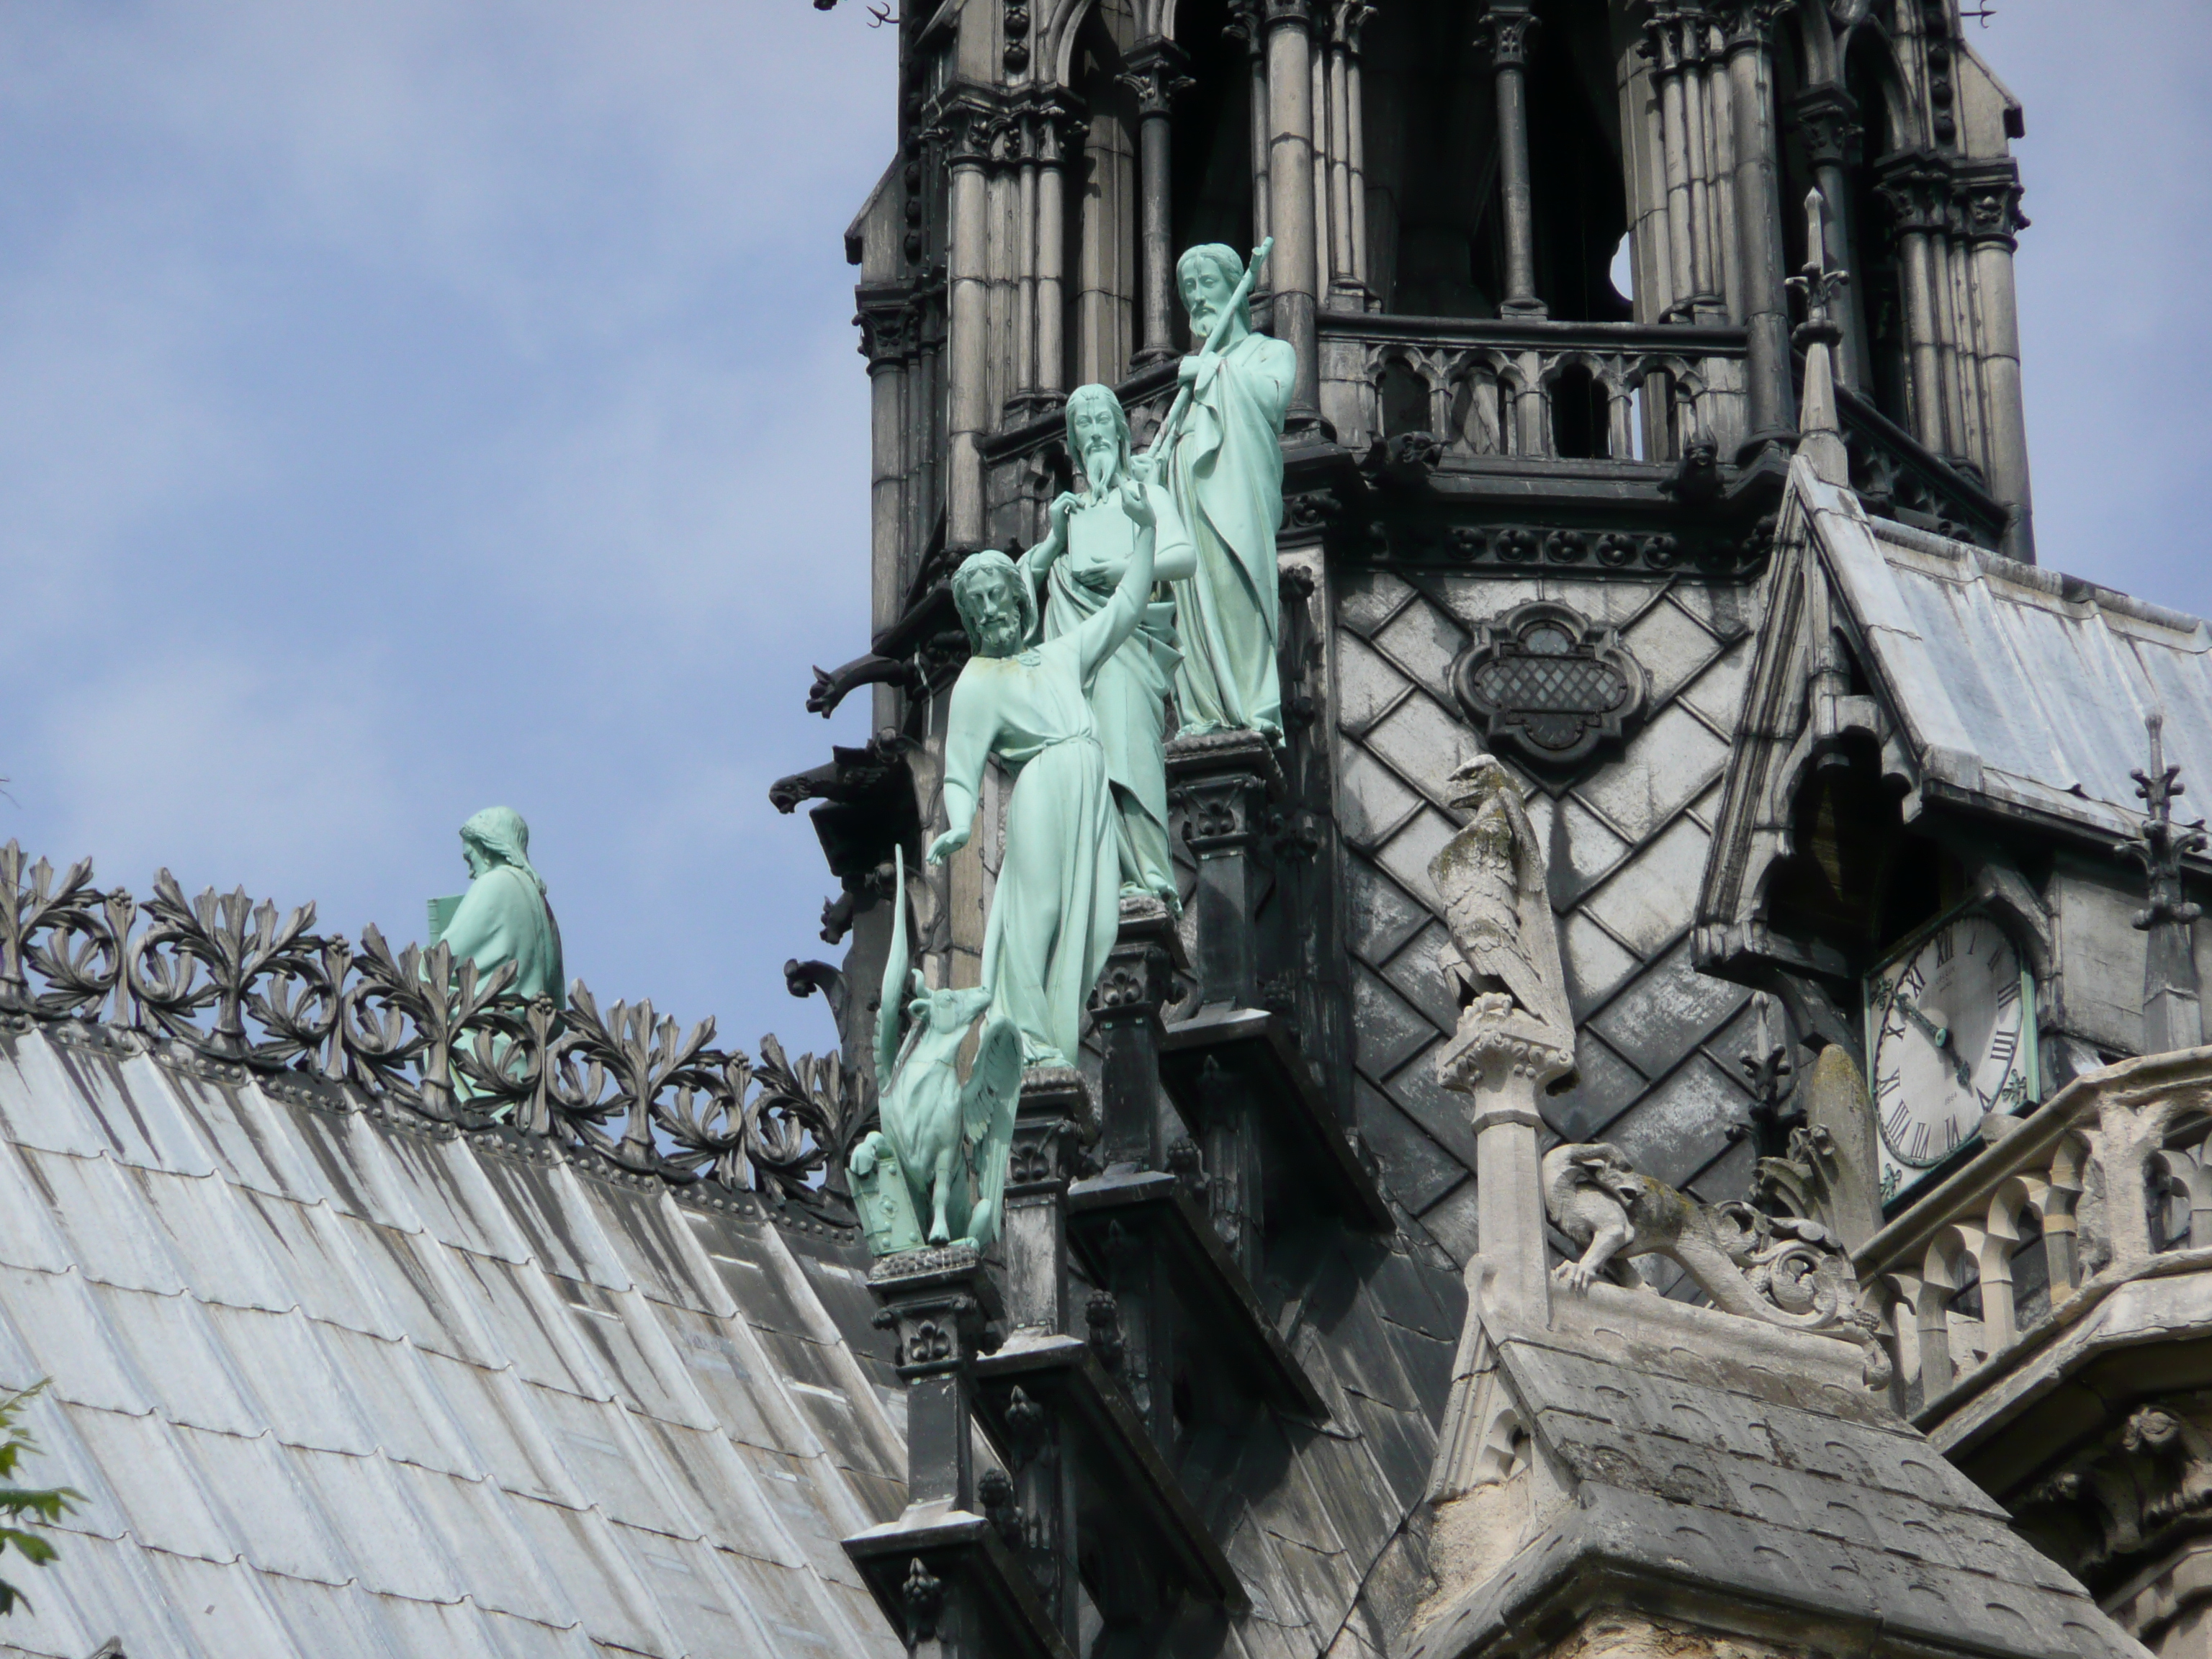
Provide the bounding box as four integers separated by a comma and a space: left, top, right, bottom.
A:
1897, 999, 1974, 1090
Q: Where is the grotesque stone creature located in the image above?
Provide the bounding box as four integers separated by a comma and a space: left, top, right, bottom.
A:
1542, 1141, 1889, 1385
848, 848, 1024, 1256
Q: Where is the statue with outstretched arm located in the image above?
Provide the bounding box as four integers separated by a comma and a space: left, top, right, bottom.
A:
929, 475, 1162, 1068
1020, 384, 1195, 910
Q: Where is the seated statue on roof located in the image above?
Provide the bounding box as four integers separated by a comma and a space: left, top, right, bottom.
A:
429, 806, 565, 1007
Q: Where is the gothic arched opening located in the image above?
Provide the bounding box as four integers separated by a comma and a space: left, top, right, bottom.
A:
1522, 0, 1629, 322
1169, 0, 1256, 258
1845, 26, 1914, 431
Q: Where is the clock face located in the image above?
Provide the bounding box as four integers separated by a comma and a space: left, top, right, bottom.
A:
1868, 912, 2034, 1204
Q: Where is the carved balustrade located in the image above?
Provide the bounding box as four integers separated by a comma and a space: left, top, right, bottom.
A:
0, 841, 868, 1223
1317, 313, 1750, 465
1857, 1047, 2212, 1419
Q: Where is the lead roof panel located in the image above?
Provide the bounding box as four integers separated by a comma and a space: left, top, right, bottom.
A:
0, 1028, 904, 1659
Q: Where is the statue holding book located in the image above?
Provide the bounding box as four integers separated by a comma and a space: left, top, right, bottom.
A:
1021, 384, 1195, 909
428, 806, 564, 1006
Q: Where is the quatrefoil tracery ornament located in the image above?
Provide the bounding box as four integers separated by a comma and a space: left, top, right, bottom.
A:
1450, 600, 1649, 768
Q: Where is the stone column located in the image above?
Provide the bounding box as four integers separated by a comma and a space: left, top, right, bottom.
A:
1030, 97, 1082, 411
1482, 4, 1545, 318
1122, 40, 1195, 368
1792, 84, 1866, 392
1877, 153, 1954, 461
1721, 1, 1794, 458
1647, 12, 1699, 319
1959, 160, 2034, 562
1344, 2, 1372, 291
1225, 1, 1269, 246
1264, 0, 1323, 421
856, 284, 915, 644
941, 96, 999, 549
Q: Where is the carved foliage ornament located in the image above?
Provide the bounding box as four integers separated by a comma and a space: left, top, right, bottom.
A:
1451, 600, 1648, 768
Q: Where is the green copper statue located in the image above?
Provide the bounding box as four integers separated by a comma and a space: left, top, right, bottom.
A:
430, 806, 565, 1005
848, 848, 1024, 1256
1159, 242, 1295, 744
1021, 384, 1195, 909
927, 475, 1163, 1069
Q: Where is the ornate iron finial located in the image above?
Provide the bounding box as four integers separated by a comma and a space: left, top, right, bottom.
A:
1729, 992, 1803, 1177
2118, 711, 2208, 1052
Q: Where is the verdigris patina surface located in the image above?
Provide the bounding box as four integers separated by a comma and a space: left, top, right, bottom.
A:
848, 849, 1024, 1255
1022, 383, 1195, 910
1159, 242, 1294, 744
430, 805, 564, 1005
929, 477, 1161, 1069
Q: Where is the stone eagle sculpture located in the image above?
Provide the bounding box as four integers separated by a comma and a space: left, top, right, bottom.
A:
847, 847, 1025, 1256
1429, 752, 1575, 1089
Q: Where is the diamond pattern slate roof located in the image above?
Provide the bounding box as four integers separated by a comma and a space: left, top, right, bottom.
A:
1332, 570, 1763, 1272
0, 1024, 906, 1659
1406, 1310, 2150, 1659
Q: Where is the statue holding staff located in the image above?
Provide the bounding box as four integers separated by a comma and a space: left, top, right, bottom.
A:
927, 475, 1164, 1068
1021, 384, 1195, 909
1151, 240, 1295, 744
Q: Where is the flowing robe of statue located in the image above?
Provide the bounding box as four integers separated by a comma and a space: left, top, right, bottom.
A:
940, 556, 1151, 1067
433, 806, 565, 1005
1166, 328, 1297, 740
1022, 487, 1192, 907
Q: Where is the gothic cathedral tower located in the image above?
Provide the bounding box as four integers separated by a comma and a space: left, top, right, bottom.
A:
817, 0, 2032, 1236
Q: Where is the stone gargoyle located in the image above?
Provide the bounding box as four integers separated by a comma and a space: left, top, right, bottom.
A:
1542, 1141, 1892, 1387
847, 848, 1023, 1256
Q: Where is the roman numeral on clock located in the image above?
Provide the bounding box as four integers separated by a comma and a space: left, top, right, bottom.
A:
1936, 931, 1954, 966
1884, 1102, 1912, 1146
1996, 978, 2020, 1010
1988, 1030, 2018, 1067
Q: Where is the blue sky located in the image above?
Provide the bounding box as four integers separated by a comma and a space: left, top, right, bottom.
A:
1, 1, 2206, 1069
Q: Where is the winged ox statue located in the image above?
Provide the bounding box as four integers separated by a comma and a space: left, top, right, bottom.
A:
847, 847, 1025, 1256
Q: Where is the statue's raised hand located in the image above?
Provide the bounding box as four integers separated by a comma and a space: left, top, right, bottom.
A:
927, 826, 971, 864
1118, 476, 1156, 529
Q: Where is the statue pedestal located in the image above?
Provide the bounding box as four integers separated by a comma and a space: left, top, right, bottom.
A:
845, 1247, 1073, 1659
1443, 1015, 1573, 1326
1166, 729, 1285, 1010
1003, 1067, 1094, 1339
1089, 896, 1185, 1173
